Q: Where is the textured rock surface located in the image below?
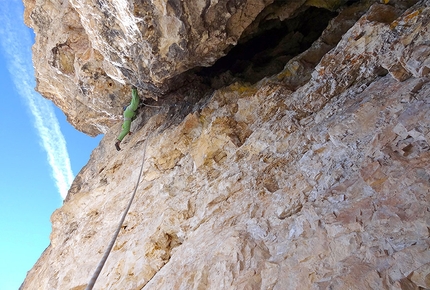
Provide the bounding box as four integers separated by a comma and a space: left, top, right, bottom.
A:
21, 0, 429, 289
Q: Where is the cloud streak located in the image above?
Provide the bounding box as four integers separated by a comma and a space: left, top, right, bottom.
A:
0, 0, 74, 199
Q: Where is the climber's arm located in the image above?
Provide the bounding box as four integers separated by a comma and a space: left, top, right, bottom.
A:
129, 88, 140, 111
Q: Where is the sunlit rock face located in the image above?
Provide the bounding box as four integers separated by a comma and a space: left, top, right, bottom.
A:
21, 0, 430, 289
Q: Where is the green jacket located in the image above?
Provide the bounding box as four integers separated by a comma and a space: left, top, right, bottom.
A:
117, 88, 140, 141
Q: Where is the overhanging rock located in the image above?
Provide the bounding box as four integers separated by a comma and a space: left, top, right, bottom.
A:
24, 0, 377, 136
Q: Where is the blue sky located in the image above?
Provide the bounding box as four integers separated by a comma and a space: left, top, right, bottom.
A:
0, 0, 102, 289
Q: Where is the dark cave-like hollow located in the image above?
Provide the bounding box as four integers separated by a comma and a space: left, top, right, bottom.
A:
149, 5, 341, 129
195, 6, 338, 88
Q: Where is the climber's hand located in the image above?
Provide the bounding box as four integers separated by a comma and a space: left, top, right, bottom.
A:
115, 140, 121, 151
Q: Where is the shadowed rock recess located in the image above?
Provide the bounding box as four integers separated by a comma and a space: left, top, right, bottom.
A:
21, 0, 429, 289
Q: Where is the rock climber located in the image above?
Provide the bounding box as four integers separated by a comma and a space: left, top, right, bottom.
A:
115, 86, 140, 151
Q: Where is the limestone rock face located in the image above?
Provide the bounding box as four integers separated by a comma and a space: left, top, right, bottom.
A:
21, 0, 430, 289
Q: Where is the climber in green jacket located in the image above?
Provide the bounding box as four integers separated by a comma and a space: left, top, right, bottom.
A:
115, 86, 140, 151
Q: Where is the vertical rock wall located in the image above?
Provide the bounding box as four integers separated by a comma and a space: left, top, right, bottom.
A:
21, 0, 429, 289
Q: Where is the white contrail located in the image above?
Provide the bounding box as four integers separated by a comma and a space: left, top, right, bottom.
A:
0, 0, 74, 199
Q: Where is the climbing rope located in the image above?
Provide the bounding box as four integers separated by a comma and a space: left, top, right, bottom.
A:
85, 135, 150, 290
141, 102, 162, 108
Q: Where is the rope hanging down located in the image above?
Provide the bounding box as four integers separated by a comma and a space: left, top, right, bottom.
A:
85, 136, 150, 290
